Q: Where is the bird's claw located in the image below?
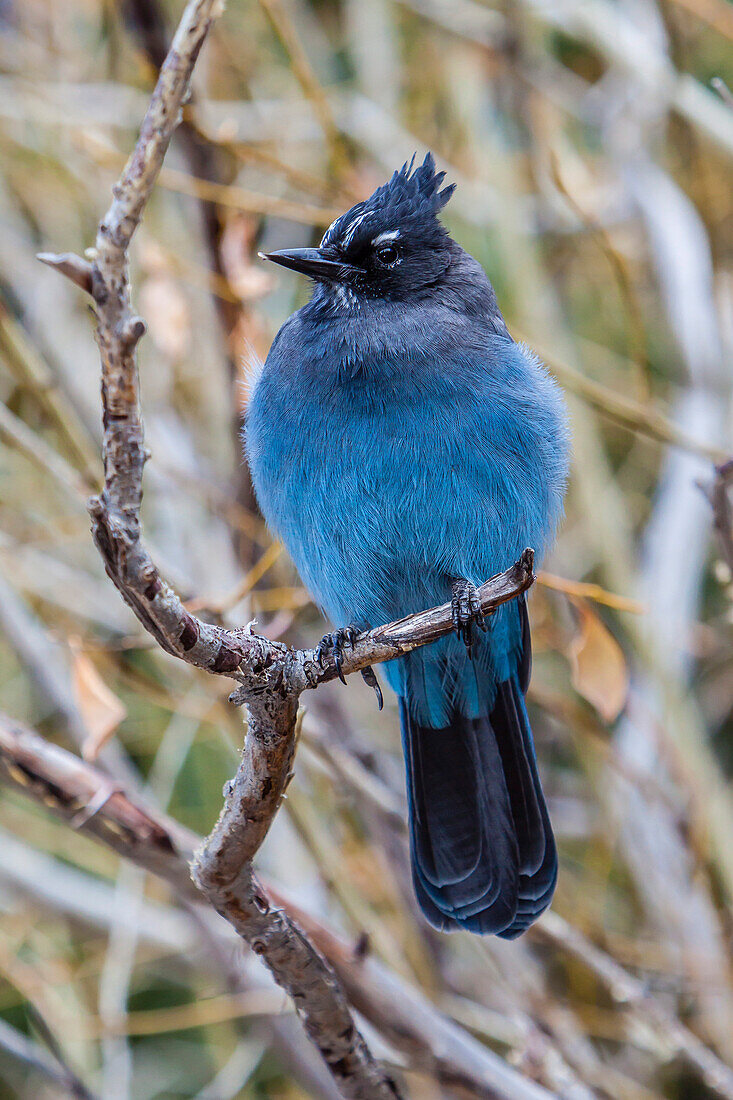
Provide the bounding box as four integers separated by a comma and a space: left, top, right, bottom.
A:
315, 625, 359, 685
361, 665, 383, 710
451, 578, 486, 656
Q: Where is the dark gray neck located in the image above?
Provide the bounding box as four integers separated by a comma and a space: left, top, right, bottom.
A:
291, 245, 510, 382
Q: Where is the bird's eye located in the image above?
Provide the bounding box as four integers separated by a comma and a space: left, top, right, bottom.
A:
376, 243, 401, 267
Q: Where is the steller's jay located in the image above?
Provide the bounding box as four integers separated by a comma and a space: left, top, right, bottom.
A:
247, 154, 569, 936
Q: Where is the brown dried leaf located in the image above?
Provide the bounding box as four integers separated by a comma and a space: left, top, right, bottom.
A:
567, 599, 628, 723
70, 639, 127, 761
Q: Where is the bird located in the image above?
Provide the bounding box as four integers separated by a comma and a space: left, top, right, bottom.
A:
246, 154, 569, 937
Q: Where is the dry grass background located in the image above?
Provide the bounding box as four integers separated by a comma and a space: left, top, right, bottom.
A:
0, 0, 732, 1097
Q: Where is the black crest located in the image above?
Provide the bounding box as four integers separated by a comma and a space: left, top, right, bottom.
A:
321, 152, 455, 253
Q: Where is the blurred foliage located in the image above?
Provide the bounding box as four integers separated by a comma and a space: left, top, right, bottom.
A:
0, 0, 732, 1097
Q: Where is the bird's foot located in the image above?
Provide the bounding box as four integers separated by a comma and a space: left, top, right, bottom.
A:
315, 625, 360, 685
451, 578, 487, 657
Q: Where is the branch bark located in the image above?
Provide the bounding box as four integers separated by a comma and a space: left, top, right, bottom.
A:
121, 0, 262, 570
0, 712, 559, 1100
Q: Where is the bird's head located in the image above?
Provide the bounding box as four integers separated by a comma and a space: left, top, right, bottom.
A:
260, 153, 457, 303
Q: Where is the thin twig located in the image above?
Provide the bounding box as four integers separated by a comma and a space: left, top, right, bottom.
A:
258, 0, 349, 176
537, 570, 646, 614
533, 913, 733, 1100
515, 329, 727, 465
0, 299, 100, 486
0, 1016, 98, 1100
0, 398, 88, 504
36, 251, 93, 294
700, 458, 733, 572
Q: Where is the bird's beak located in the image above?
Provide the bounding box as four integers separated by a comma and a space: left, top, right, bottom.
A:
258, 247, 361, 282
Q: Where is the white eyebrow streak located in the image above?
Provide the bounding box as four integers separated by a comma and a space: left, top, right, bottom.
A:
320, 217, 340, 247
341, 210, 373, 249
372, 229, 400, 245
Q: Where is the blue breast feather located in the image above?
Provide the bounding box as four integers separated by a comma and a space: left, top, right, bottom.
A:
247, 321, 568, 725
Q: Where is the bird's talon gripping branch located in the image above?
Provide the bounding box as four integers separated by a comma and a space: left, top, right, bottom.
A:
315, 626, 359, 684
451, 578, 486, 656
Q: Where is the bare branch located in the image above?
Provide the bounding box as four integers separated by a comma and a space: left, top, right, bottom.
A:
0, 713, 197, 889
701, 458, 733, 573
0, 712, 561, 1100
34, 0, 531, 1093
308, 550, 534, 686
0, 712, 399, 1097
35, 0, 408, 1094
36, 251, 93, 295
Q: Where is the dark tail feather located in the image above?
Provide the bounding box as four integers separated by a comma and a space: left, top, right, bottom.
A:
400, 676, 556, 936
